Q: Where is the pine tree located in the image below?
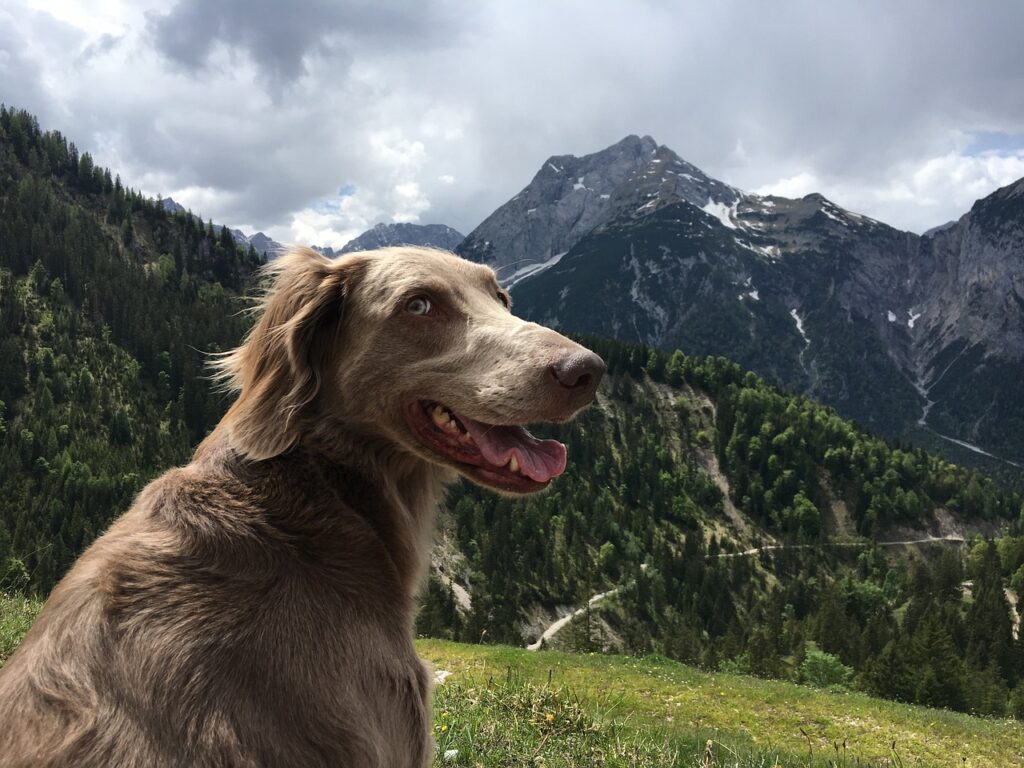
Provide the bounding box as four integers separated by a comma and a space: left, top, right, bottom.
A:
859, 638, 915, 702
967, 541, 1016, 684
912, 614, 964, 710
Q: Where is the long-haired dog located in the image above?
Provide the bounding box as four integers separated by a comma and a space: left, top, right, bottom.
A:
0, 246, 604, 767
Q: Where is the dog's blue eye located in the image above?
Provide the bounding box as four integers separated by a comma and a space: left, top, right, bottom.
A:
407, 297, 431, 316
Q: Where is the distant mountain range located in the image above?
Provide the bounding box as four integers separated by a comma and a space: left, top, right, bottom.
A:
160, 198, 463, 260
339, 222, 464, 254
455, 136, 1024, 470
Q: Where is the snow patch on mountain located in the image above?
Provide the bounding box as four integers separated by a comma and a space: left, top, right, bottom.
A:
735, 237, 781, 261
503, 251, 567, 289
790, 309, 808, 342
702, 198, 738, 230
820, 203, 847, 225
791, 308, 812, 374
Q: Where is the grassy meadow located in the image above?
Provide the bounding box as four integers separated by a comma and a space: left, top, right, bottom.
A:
420, 639, 1024, 768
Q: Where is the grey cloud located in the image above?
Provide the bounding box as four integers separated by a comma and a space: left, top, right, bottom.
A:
0, 24, 47, 119
0, 7, 85, 126
6, 0, 1024, 241
417, 0, 1024, 232
147, 0, 465, 84
77, 33, 124, 65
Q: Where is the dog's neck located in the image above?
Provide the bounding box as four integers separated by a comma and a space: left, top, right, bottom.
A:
302, 424, 454, 601
197, 418, 453, 602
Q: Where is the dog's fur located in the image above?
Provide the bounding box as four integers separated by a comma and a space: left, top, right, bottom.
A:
0, 246, 602, 767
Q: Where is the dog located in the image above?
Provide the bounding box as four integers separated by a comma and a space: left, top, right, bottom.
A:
0, 246, 604, 767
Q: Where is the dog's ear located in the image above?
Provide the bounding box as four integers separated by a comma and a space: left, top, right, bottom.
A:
214, 247, 364, 461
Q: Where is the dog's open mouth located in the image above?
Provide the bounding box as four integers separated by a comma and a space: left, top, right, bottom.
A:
406, 400, 567, 492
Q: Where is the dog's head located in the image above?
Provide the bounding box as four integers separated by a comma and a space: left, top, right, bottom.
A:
215, 246, 604, 494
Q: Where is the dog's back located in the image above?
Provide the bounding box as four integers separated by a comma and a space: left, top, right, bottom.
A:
0, 442, 433, 768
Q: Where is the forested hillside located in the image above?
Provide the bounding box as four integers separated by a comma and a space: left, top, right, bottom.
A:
0, 106, 260, 590
2, 105, 1022, 721
425, 341, 1024, 718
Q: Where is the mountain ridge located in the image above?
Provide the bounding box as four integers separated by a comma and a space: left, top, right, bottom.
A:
159, 198, 463, 259
339, 221, 464, 254
459, 135, 1024, 469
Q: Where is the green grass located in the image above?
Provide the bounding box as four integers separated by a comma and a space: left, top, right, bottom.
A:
4, 598, 1022, 766
0, 593, 41, 665
419, 639, 1024, 768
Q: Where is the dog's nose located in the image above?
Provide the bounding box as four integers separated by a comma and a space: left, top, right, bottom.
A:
550, 349, 606, 394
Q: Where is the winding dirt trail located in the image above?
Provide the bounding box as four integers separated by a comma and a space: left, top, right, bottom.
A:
525, 589, 620, 651
526, 535, 968, 650
716, 534, 965, 559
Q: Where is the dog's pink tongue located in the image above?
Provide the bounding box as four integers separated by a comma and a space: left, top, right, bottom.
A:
458, 416, 567, 483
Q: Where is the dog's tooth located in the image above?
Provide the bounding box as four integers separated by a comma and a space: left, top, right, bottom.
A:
507, 455, 519, 473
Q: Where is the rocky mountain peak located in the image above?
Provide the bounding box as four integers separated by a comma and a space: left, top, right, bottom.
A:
457, 135, 745, 284
248, 232, 282, 257
339, 222, 465, 254
160, 197, 187, 215
607, 143, 743, 226
541, 134, 658, 176
965, 176, 1024, 238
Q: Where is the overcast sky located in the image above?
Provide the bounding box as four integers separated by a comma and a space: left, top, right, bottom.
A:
3, 0, 1024, 247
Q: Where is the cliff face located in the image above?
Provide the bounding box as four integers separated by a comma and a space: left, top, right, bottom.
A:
904, 179, 1024, 450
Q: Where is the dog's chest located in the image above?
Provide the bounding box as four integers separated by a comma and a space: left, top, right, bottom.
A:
157, 591, 432, 767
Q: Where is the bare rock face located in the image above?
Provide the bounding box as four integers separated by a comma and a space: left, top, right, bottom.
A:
903, 179, 1024, 449
463, 135, 1024, 465
915, 179, 1024, 362
247, 232, 282, 258
458, 136, 747, 286
340, 222, 464, 254
457, 135, 661, 281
